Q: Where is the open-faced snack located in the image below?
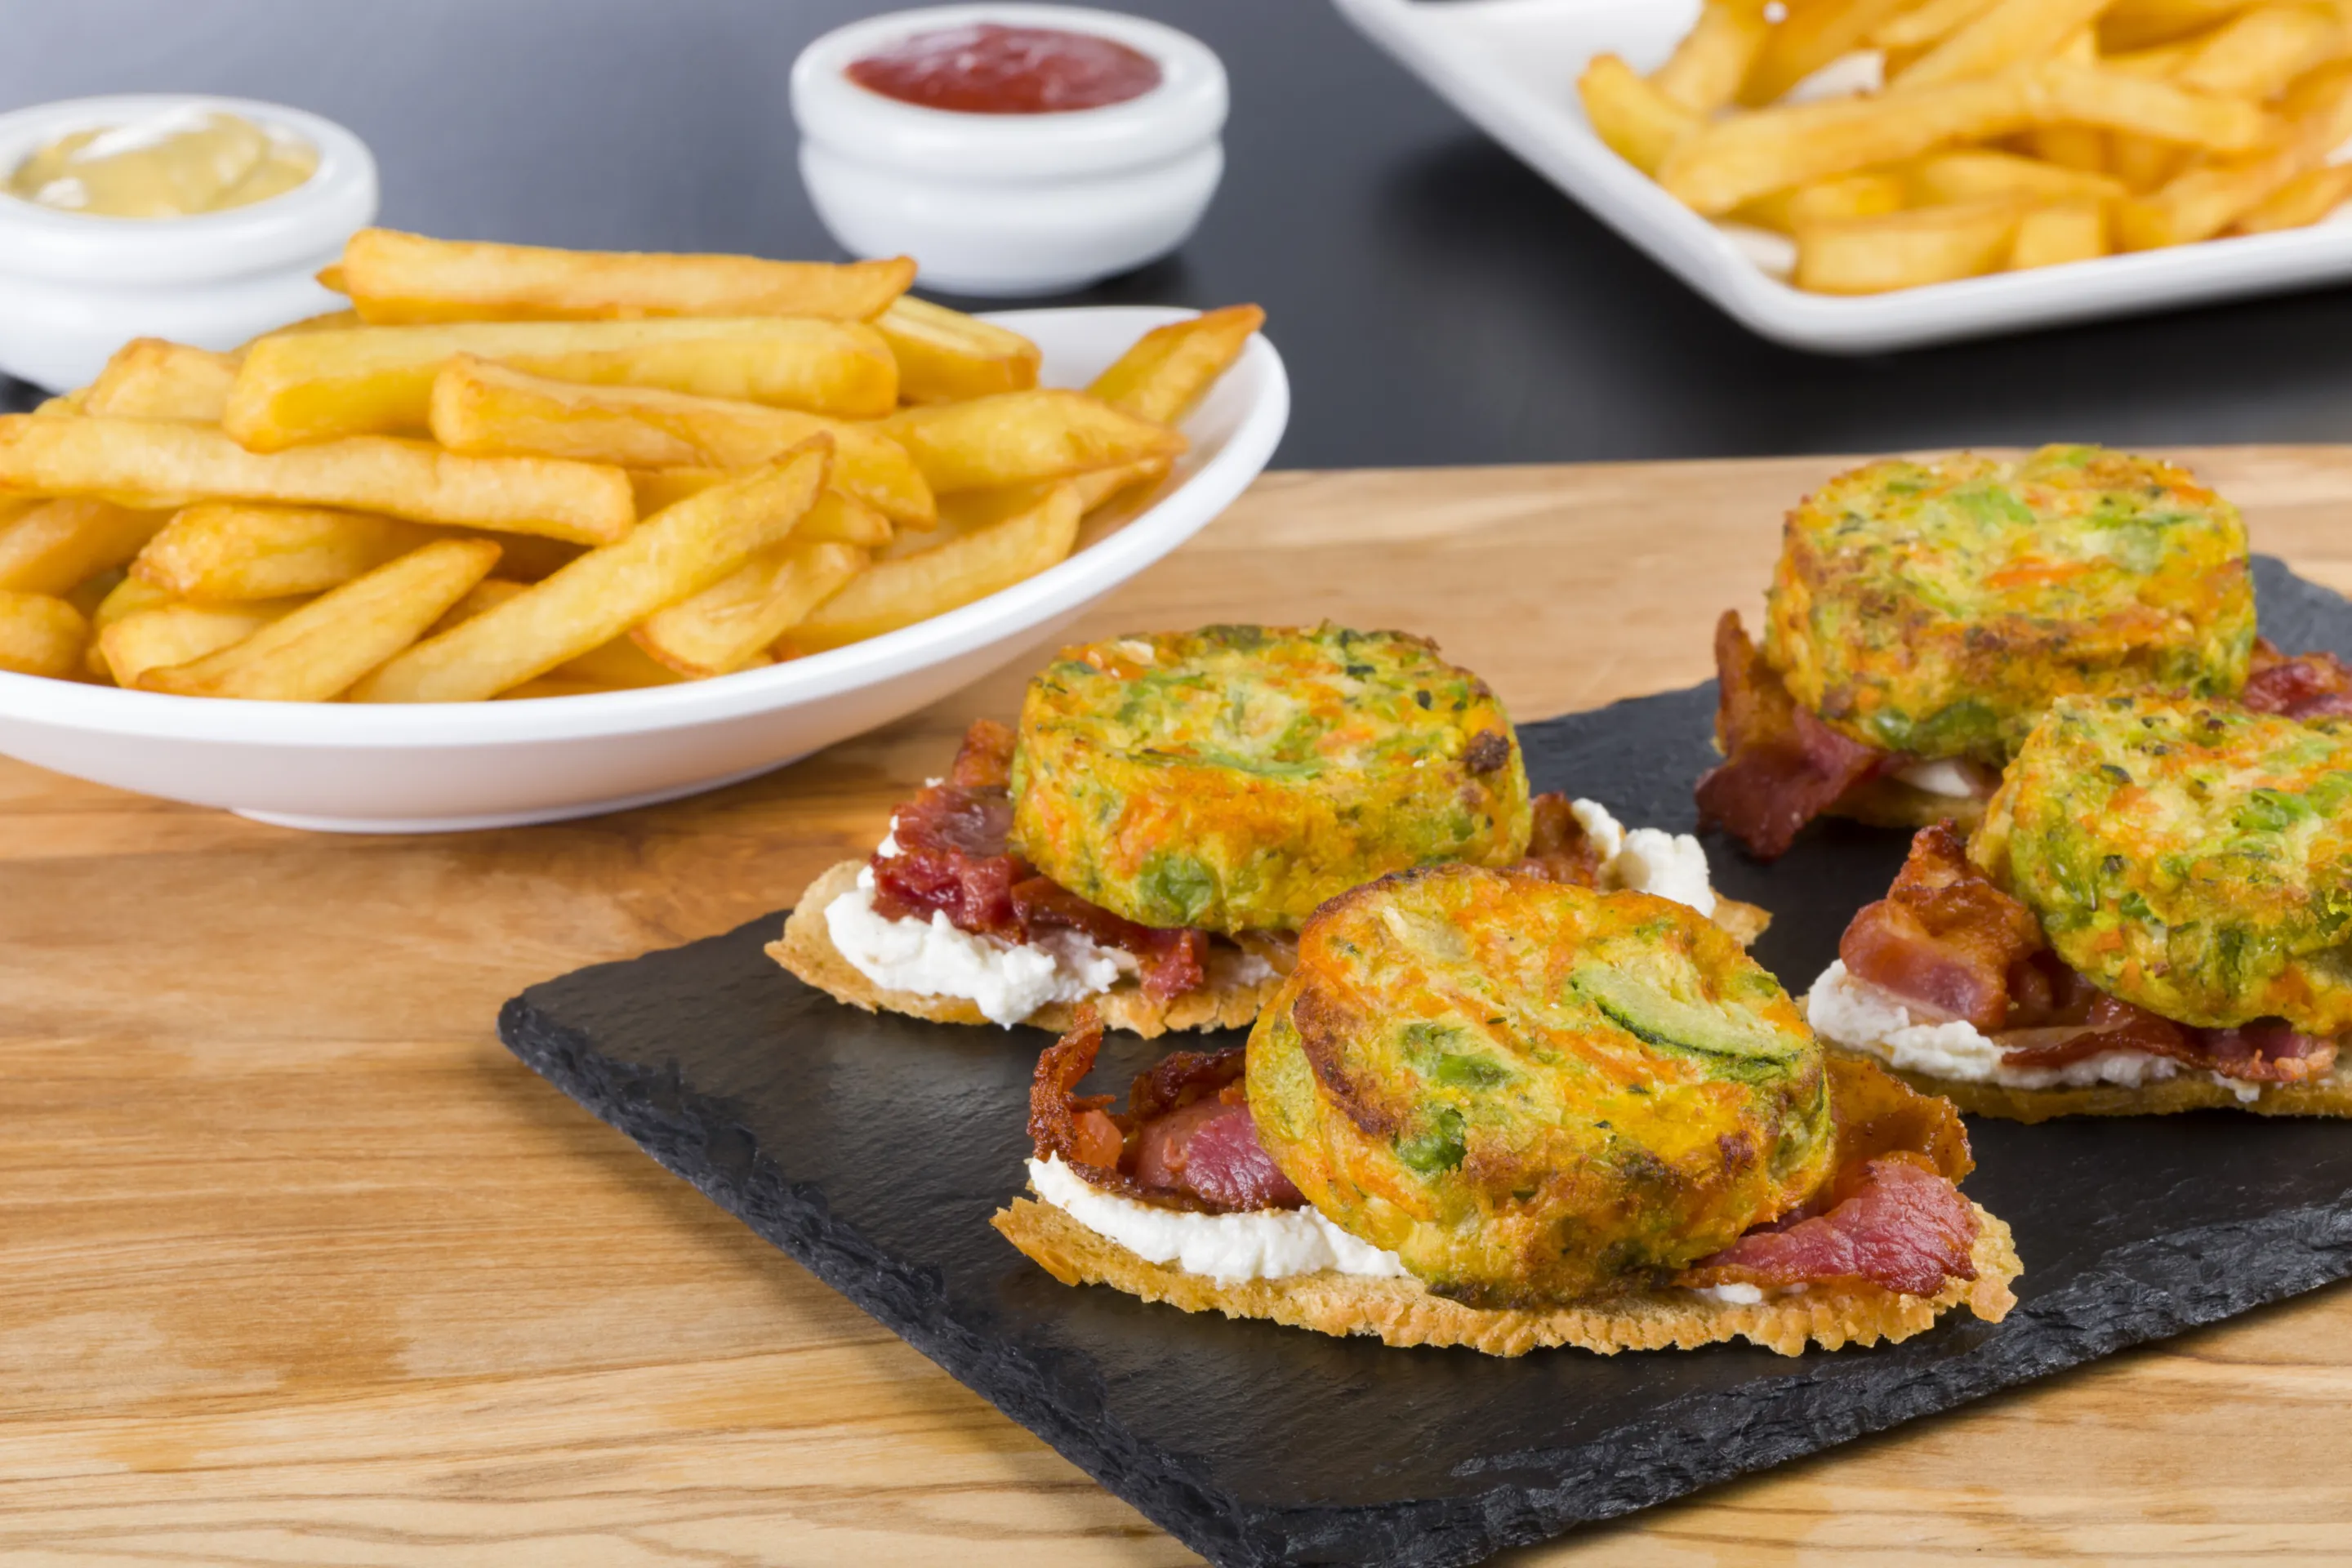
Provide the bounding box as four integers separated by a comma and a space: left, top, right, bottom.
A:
995, 866, 2019, 1356
1809, 673, 2352, 1120
1700, 445, 2260, 858
772, 624, 1768, 1036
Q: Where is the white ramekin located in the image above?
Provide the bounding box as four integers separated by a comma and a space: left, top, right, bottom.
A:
793, 5, 1227, 296
0, 95, 378, 390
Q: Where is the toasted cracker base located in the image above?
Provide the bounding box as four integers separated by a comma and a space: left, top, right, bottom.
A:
1827, 1042, 2352, 1124
772, 860, 1773, 1038
768, 860, 1283, 1038
992, 1195, 2018, 1358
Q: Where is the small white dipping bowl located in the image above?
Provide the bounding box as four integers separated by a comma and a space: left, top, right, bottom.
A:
0, 306, 1288, 833
794, 5, 1227, 296
0, 94, 377, 390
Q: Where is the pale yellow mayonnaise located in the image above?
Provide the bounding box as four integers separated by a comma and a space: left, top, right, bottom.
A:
8, 109, 316, 217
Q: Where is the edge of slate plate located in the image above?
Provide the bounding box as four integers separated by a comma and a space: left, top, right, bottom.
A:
497, 555, 2352, 1568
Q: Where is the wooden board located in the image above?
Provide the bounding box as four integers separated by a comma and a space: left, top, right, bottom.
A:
7, 448, 2352, 1566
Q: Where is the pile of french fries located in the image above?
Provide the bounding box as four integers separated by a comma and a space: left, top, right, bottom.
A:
0, 227, 1263, 701
1582, 0, 2352, 293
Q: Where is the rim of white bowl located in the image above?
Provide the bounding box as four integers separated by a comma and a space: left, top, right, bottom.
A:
0, 306, 1288, 750
0, 94, 379, 285
792, 4, 1227, 181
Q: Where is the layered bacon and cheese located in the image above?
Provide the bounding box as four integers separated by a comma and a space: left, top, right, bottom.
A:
1811, 688, 2352, 1118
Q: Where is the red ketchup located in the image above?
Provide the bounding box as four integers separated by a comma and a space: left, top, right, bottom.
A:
846, 23, 1162, 114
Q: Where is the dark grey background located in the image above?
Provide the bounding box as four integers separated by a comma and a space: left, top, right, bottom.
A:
8, 0, 2352, 465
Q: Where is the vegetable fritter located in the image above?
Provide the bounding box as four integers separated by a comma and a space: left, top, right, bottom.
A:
1975, 695, 2352, 1034
1010, 625, 1532, 934
1766, 446, 2254, 764
1245, 866, 1834, 1308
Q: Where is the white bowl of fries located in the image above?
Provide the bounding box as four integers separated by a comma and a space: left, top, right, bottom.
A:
0, 231, 1285, 831
1337, 0, 2352, 353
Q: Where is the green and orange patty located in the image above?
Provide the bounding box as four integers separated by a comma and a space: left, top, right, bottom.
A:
1010, 625, 1533, 933
1246, 866, 1833, 1307
1976, 694, 2352, 1036
1766, 445, 2255, 764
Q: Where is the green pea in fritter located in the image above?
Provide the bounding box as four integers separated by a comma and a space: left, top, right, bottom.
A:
1766, 445, 2254, 764
1975, 695, 2352, 1033
1245, 865, 1834, 1308
1009, 625, 1532, 934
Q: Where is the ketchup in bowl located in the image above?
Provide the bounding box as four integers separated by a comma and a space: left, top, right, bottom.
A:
846, 23, 1162, 114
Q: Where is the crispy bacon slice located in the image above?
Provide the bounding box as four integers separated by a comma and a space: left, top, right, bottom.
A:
1029, 1005, 1126, 1175
1681, 1051, 1980, 1298
1025, 1010, 1304, 1213
1512, 792, 1608, 886
2245, 640, 2352, 720
1998, 996, 2338, 1083
1840, 822, 2047, 1031
1677, 1156, 1980, 1298
1695, 611, 1894, 860
871, 719, 1209, 1000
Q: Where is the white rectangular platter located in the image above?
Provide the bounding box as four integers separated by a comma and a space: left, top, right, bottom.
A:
1332, 0, 2352, 354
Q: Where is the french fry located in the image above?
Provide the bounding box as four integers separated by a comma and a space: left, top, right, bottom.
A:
0, 590, 87, 679
2007, 198, 2110, 268
337, 229, 915, 324
1742, 0, 1920, 105
1895, 0, 2112, 89
2035, 62, 2275, 152
434, 578, 688, 689
2101, 0, 2265, 51
1579, 55, 1702, 176
98, 597, 303, 688
0, 498, 172, 595
633, 538, 869, 677
2100, 39, 2204, 76
1733, 171, 1909, 231
131, 503, 437, 600
317, 264, 347, 294
1653, 1, 1771, 114
2235, 159, 2352, 229
874, 296, 1043, 403
0, 417, 636, 546
1904, 149, 2125, 205
1795, 199, 2025, 292
140, 538, 501, 701
1874, 0, 1999, 51
2175, 2, 2350, 98
80, 340, 241, 421
1662, 69, 2038, 214
626, 471, 892, 546
225, 317, 898, 449
350, 440, 829, 702
428, 356, 934, 527
885, 390, 1185, 494
786, 483, 1081, 654
1087, 305, 1265, 425
2026, 125, 2111, 172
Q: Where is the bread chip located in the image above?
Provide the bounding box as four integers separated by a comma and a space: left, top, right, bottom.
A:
1839, 1047, 2352, 1124
993, 1192, 2019, 1358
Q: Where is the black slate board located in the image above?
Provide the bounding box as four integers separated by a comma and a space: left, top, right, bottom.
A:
498, 556, 2352, 1568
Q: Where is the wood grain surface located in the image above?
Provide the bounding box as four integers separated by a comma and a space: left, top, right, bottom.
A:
7, 449, 2352, 1567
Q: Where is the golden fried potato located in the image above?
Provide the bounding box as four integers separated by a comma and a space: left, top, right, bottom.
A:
0, 498, 171, 595
132, 504, 436, 601
337, 229, 915, 323
0, 590, 88, 678
874, 296, 1042, 403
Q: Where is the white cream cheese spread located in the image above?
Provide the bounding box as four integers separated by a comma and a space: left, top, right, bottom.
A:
1893, 758, 1980, 800
1570, 798, 1719, 916
1027, 1156, 1407, 1283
